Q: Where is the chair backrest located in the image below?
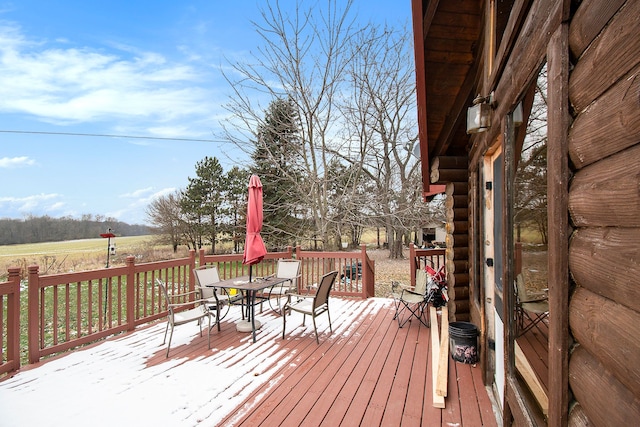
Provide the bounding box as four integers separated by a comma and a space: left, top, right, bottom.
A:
277, 259, 301, 290
415, 269, 428, 295
194, 266, 221, 299
515, 273, 529, 302
314, 270, 338, 309
156, 279, 173, 315
277, 259, 301, 279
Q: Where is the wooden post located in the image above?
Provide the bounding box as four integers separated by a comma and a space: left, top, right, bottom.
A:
126, 256, 136, 332
547, 21, 570, 427
27, 265, 40, 364
5, 267, 21, 374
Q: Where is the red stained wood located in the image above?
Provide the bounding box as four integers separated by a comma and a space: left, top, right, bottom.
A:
211, 302, 497, 427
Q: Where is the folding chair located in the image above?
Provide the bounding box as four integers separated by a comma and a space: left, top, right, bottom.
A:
515, 273, 549, 336
392, 269, 430, 328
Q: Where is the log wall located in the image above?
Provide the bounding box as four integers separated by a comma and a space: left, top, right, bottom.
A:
567, 1, 640, 425
431, 155, 470, 321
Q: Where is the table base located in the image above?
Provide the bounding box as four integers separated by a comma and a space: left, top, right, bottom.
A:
236, 320, 262, 333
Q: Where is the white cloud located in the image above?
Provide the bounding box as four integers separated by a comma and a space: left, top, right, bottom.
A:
0, 22, 225, 133
120, 187, 154, 199
0, 156, 35, 168
0, 193, 63, 213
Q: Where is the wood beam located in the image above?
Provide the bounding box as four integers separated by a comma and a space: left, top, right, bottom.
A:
546, 20, 570, 427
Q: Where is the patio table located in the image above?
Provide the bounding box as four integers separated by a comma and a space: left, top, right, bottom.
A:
208, 275, 287, 342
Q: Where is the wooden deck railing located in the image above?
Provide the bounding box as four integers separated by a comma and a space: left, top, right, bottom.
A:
0, 268, 21, 377
26, 251, 198, 365
1, 246, 374, 377
199, 244, 374, 298
409, 243, 446, 288
295, 245, 375, 298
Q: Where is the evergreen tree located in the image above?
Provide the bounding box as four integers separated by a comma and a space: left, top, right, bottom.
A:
180, 156, 225, 252
253, 98, 308, 249
222, 166, 250, 253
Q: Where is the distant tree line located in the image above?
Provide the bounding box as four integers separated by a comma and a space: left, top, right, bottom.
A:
0, 214, 149, 245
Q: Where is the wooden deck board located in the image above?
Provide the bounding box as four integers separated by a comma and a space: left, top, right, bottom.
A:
516, 318, 549, 394
221, 302, 496, 427
305, 305, 390, 424
401, 321, 430, 426
226, 299, 375, 426
471, 361, 499, 427
442, 343, 463, 426
377, 319, 420, 425
320, 307, 396, 426
336, 307, 402, 425
4, 298, 498, 427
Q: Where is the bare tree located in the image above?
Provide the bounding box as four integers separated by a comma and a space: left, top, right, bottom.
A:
336, 24, 424, 258
515, 65, 548, 244
146, 191, 185, 252
220, 0, 359, 249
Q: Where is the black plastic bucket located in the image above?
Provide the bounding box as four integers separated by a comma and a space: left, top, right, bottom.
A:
449, 321, 479, 364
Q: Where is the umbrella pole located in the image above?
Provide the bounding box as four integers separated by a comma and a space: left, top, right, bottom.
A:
247, 265, 253, 318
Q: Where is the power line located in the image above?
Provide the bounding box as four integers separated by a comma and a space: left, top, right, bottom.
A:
0, 129, 226, 143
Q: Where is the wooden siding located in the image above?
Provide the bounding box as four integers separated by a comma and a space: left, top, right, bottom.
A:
414, 0, 640, 425
567, 0, 640, 425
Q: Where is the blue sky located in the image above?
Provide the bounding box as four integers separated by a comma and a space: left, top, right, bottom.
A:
0, 1, 411, 227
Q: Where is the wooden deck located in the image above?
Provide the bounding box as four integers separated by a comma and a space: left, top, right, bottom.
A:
516, 316, 550, 416
207, 299, 498, 426
2, 298, 498, 426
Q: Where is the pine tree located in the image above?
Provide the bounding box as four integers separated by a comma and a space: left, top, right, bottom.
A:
252, 98, 308, 249
180, 156, 225, 252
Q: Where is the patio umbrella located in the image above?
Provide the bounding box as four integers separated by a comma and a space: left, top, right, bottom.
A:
242, 175, 267, 281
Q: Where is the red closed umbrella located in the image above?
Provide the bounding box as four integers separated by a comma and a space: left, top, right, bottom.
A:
242, 175, 267, 278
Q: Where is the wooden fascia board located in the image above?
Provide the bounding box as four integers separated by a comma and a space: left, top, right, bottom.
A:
412, 0, 440, 200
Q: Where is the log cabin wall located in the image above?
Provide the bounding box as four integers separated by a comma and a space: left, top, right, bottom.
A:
431, 156, 471, 321
412, 0, 639, 425
566, 0, 640, 425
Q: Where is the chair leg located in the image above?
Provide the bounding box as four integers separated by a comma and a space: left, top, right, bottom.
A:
282, 309, 287, 340
327, 310, 332, 333
397, 301, 430, 328
166, 324, 174, 358
207, 314, 212, 349
517, 311, 548, 337
163, 321, 170, 344
312, 316, 319, 344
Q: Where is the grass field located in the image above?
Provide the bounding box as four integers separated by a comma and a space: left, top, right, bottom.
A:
0, 235, 187, 278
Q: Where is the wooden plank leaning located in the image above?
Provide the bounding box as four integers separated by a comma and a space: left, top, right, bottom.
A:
430, 306, 445, 408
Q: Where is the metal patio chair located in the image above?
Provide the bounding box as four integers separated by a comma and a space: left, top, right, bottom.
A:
260, 259, 302, 314
282, 270, 338, 344
156, 278, 213, 358
193, 265, 234, 324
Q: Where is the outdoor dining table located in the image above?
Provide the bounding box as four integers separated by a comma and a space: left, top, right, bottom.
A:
208, 275, 287, 343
